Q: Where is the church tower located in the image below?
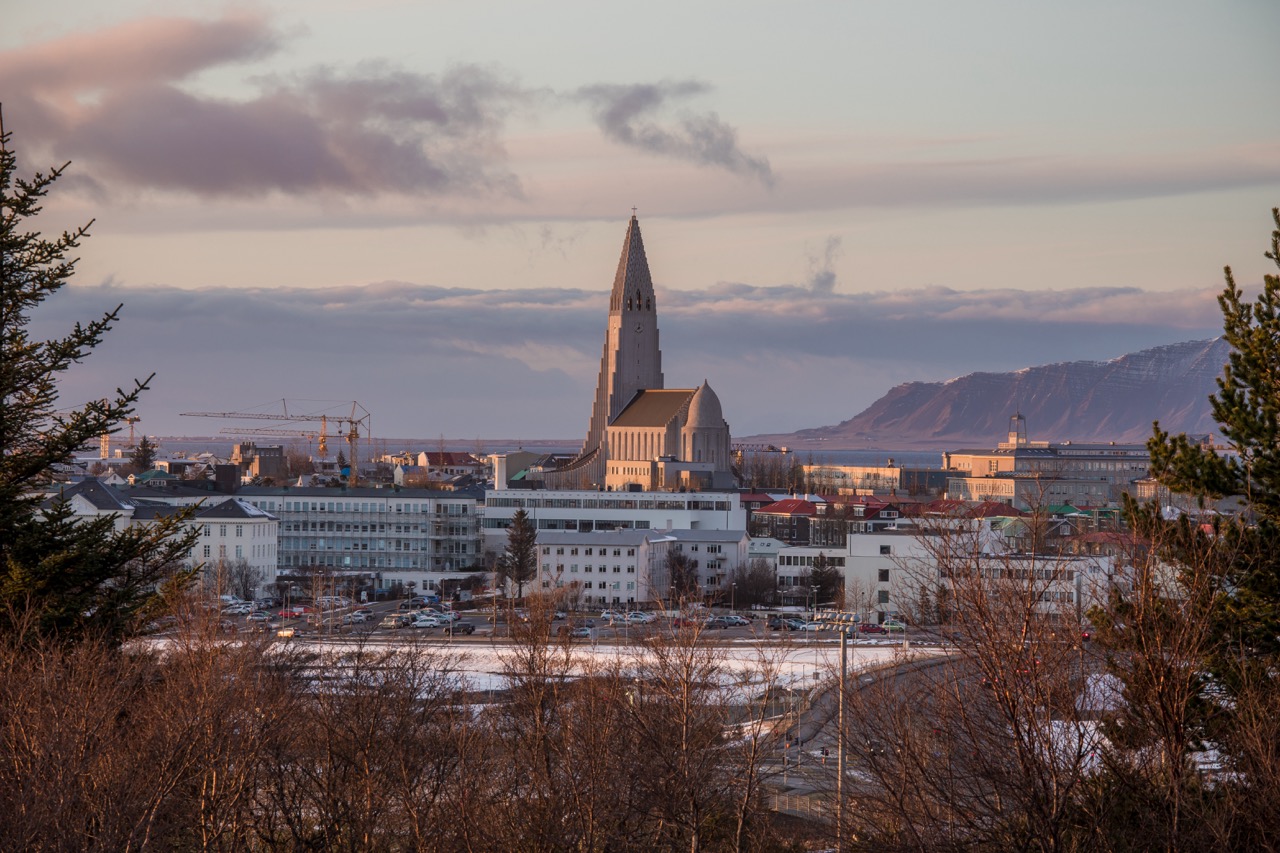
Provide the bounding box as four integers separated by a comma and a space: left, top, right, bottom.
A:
579, 215, 664, 461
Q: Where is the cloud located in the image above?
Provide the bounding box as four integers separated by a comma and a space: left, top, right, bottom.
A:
805, 235, 842, 295
1, 14, 528, 199
1, 13, 775, 204
575, 82, 774, 186
36, 280, 1222, 439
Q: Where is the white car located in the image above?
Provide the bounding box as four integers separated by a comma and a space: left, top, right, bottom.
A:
411, 615, 443, 629
601, 609, 624, 621
625, 612, 655, 624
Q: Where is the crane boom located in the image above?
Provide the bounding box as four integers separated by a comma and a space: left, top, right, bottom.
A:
182, 401, 368, 486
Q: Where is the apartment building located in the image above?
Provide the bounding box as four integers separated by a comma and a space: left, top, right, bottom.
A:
534, 527, 750, 607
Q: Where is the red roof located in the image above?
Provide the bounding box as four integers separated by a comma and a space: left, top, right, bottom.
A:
921, 499, 1026, 518
754, 499, 818, 516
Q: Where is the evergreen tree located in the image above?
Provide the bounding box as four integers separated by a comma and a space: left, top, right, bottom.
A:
808, 552, 843, 608
0, 118, 197, 643
129, 434, 157, 472
1088, 208, 1280, 846
497, 508, 537, 599
1142, 207, 1280, 663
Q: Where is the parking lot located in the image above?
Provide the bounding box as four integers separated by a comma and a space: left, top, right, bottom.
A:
188, 600, 924, 648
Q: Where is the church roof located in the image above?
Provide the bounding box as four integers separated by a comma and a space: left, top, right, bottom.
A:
686, 380, 724, 428
609, 215, 656, 312
610, 389, 694, 429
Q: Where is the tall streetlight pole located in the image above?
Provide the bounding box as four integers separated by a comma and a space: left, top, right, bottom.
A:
837, 629, 848, 852
731, 582, 737, 615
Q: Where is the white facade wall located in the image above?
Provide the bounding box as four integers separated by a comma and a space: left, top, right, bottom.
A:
535, 530, 671, 607
193, 509, 279, 593
482, 489, 746, 555
841, 529, 1115, 623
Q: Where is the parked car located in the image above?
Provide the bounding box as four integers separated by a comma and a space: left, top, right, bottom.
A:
343, 609, 375, 624
782, 618, 807, 631
797, 621, 825, 631
247, 610, 272, 622
444, 621, 475, 636
767, 615, 785, 630
857, 623, 887, 634
600, 609, 624, 621
723, 615, 750, 627
378, 614, 411, 629
882, 620, 907, 632
410, 615, 443, 629
626, 611, 656, 624
705, 616, 735, 629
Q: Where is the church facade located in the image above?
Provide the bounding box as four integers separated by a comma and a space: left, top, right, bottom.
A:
541, 216, 734, 491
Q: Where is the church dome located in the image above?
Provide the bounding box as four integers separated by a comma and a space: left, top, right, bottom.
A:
686, 381, 724, 428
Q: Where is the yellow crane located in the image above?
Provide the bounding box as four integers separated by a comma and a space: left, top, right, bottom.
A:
181, 401, 370, 487
99, 416, 141, 458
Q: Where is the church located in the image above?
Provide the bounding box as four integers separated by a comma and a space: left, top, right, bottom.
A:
540, 215, 735, 492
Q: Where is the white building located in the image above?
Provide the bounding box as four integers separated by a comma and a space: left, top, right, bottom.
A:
534, 527, 750, 608
43, 479, 280, 597
481, 488, 746, 556
535, 530, 671, 607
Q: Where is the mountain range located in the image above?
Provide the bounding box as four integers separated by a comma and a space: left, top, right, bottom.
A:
744, 338, 1229, 450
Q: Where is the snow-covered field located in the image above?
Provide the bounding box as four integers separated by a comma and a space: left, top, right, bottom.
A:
263, 636, 946, 693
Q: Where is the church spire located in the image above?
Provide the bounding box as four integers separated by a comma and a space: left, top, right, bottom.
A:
609, 215, 656, 314
572, 214, 665, 480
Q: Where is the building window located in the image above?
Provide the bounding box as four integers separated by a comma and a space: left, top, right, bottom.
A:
878, 569, 890, 583
235, 525, 243, 538
879, 545, 891, 555
877, 590, 890, 604
202, 545, 210, 558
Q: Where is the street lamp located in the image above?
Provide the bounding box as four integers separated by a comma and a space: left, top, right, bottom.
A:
731, 582, 737, 614
810, 584, 819, 621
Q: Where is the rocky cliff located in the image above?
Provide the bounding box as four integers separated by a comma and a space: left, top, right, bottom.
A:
748, 338, 1229, 449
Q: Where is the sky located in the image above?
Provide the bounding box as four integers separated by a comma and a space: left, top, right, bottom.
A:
4, 0, 1278, 444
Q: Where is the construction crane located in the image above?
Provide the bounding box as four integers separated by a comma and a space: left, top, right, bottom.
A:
181, 401, 370, 486
217, 418, 330, 458
98, 416, 142, 458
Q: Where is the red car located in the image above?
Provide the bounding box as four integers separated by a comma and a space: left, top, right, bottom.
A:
857, 623, 887, 634
277, 605, 314, 618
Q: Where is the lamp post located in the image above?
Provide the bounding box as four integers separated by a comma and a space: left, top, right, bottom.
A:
837, 629, 848, 852
731, 582, 737, 615
810, 584, 819, 621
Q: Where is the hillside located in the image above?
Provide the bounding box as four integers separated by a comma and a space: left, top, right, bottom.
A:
744, 338, 1229, 450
